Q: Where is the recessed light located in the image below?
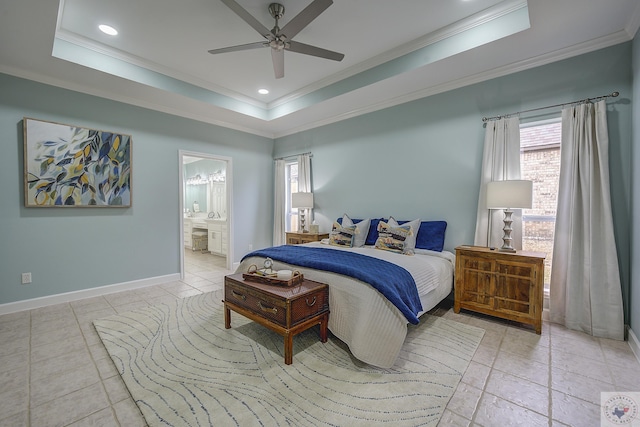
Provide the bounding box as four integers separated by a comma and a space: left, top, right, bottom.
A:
99, 24, 118, 36
258, 88, 269, 95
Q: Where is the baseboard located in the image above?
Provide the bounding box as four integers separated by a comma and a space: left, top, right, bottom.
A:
628, 326, 640, 365
0, 273, 181, 316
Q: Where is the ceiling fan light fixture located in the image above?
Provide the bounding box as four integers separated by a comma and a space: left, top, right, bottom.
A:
269, 38, 287, 51
98, 24, 118, 36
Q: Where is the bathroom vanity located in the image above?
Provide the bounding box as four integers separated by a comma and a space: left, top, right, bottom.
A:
184, 216, 227, 256
206, 218, 227, 255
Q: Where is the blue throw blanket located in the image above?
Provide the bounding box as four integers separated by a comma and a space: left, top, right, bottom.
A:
241, 245, 423, 324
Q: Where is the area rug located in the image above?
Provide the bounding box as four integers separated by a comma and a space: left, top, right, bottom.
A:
94, 291, 484, 426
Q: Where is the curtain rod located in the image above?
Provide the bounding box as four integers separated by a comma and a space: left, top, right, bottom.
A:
481, 91, 619, 122
274, 151, 312, 161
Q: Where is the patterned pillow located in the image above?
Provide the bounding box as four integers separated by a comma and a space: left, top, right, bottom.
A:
337, 217, 383, 246
388, 217, 420, 253
374, 220, 413, 254
329, 222, 357, 247
341, 214, 370, 247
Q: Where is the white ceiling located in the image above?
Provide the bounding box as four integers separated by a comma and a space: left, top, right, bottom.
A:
1, 0, 639, 138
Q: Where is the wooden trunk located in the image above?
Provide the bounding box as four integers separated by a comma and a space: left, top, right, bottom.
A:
224, 273, 329, 364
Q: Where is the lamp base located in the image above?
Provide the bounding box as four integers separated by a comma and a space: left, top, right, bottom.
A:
299, 211, 308, 233
499, 208, 517, 252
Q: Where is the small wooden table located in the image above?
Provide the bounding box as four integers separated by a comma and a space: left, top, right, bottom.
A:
223, 273, 329, 364
285, 232, 329, 245
454, 245, 545, 334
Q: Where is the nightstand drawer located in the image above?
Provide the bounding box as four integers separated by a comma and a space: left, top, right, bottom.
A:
461, 257, 493, 272
285, 232, 329, 245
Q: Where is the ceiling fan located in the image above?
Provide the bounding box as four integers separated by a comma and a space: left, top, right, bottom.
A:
208, 0, 345, 79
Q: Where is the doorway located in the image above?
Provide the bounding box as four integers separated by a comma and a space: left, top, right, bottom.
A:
179, 150, 233, 277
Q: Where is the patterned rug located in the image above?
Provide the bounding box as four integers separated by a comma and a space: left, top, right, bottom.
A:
94, 291, 484, 426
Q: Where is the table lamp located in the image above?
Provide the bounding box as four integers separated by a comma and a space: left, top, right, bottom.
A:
292, 192, 314, 233
486, 180, 533, 252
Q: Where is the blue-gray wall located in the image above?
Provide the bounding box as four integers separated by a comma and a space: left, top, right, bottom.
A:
275, 42, 633, 325
631, 36, 640, 335
0, 74, 274, 305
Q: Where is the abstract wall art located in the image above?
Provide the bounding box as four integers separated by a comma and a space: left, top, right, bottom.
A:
23, 118, 132, 207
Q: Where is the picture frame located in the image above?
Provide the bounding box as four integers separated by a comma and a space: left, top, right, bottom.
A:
23, 117, 132, 207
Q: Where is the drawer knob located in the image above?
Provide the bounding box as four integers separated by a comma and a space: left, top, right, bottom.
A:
257, 301, 278, 314
231, 290, 246, 301
306, 296, 317, 307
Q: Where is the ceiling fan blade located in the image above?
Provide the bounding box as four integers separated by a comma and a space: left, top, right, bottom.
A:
280, 0, 332, 40
220, 0, 272, 39
208, 41, 267, 55
271, 49, 285, 79
287, 40, 344, 61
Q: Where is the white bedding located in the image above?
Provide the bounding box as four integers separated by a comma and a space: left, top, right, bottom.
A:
236, 242, 455, 368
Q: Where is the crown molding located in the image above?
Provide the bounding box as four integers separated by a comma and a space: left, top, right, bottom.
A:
268, 0, 528, 110
626, 3, 640, 39
2, 22, 632, 140
54, 30, 266, 110
272, 31, 631, 138
0, 65, 277, 138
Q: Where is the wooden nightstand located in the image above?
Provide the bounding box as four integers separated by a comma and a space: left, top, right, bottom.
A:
224, 273, 329, 365
454, 245, 546, 334
285, 232, 329, 245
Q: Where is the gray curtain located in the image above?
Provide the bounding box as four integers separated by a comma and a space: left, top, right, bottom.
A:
272, 159, 286, 246
474, 117, 523, 248
297, 153, 312, 224
549, 100, 624, 339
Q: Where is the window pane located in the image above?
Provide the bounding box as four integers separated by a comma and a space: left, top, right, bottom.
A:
520, 120, 561, 290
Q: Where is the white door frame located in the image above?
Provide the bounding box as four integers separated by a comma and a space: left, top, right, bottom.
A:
178, 150, 234, 277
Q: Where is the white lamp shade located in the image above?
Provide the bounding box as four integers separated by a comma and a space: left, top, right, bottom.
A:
292, 192, 314, 209
486, 180, 533, 209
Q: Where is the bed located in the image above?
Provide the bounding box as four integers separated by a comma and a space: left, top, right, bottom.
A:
235, 217, 455, 368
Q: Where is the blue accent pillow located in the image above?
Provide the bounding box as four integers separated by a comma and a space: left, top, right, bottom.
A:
337, 217, 385, 246
412, 221, 447, 252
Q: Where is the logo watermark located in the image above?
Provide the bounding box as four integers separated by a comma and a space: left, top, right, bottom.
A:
602, 392, 640, 426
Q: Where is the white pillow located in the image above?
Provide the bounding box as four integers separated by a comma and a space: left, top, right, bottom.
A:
342, 214, 370, 248
388, 217, 420, 253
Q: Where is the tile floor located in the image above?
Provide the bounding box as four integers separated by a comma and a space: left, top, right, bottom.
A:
1, 250, 639, 426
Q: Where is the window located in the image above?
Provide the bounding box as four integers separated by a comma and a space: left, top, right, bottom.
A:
520, 119, 561, 292
285, 161, 299, 232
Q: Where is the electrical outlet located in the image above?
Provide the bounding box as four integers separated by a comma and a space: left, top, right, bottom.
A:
21, 272, 32, 284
